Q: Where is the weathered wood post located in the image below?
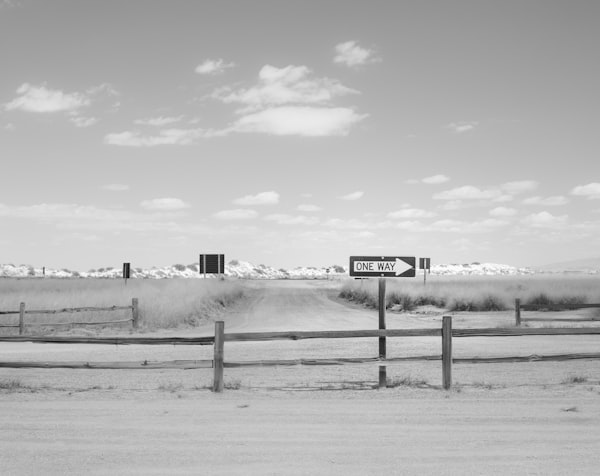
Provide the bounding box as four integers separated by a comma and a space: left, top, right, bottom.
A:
378, 278, 387, 388
442, 315, 452, 390
19, 302, 25, 335
131, 298, 139, 329
515, 298, 521, 326
213, 321, 225, 393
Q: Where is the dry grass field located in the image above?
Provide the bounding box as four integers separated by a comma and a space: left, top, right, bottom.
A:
2, 277, 600, 474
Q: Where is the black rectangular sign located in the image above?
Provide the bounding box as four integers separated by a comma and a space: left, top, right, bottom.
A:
419, 258, 431, 270
199, 254, 225, 274
122, 262, 131, 279
349, 256, 416, 278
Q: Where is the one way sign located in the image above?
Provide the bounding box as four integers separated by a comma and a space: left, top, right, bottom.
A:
349, 256, 416, 278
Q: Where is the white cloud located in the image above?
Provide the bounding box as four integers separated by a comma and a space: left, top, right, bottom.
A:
101, 184, 129, 192
422, 174, 450, 184
501, 180, 538, 195
338, 191, 364, 201
521, 211, 568, 228
214, 64, 357, 112
70, 116, 98, 128
387, 208, 435, 219
213, 209, 258, 220
230, 106, 366, 136
489, 206, 518, 217
333, 41, 380, 67
104, 128, 217, 147
140, 198, 190, 211
572, 183, 600, 199
264, 214, 319, 225
195, 58, 235, 75
445, 121, 478, 133
522, 196, 568, 206
233, 191, 279, 206
134, 116, 183, 126
433, 185, 500, 201
297, 204, 322, 212
5, 83, 90, 113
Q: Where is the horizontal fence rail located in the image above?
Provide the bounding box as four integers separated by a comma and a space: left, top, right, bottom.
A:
0, 299, 139, 333
515, 298, 600, 326
1, 317, 600, 391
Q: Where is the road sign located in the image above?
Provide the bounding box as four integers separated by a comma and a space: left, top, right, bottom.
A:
419, 258, 431, 270
122, 262, 131, 279
349, 256, 416, 278
199, 254, 225, 275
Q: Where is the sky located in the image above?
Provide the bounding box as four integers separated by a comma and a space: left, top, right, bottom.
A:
1, 0, 599, 271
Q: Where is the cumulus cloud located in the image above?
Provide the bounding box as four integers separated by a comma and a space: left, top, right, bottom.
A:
213, 209, 258, 220
195, 58, 235, 75
522, 211, 568, 228
522, 196, 568, 206
70, 116, 98, 128
445, 121, 478, 133
210, 64, 366, 137
233, 191, 279, 206
333, 41, 380, 67
433, 185, 500, 201
230, 106, 366, 137
140, 198, 190, 211
264, 214, 319, 225
387, 208, 435, 219
422, 174, 450, 184
5, 83, 90, 113
104, 128, 221, 147
572, 183, 600, 199
214, 64, 358, 112
338, 191, 364, 201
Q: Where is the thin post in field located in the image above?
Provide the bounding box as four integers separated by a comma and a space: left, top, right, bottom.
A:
442, 316, 452, 390
515, 298, 521, 326
19, 302, 25, 335
378, 278, 387, 388
213, 321, 225, 393
131, 298, 139, 329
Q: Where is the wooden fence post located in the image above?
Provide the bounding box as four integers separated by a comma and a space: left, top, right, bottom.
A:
19, 302, 25, 335
213, 321, 225, 393
442, 316, 452, 390
378, 278, 387, 389
515, 298, 521, 326
131, 298, 139, 329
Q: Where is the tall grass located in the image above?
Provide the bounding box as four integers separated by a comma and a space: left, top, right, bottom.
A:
340, 275, 600, 312
0, 278, 244, 331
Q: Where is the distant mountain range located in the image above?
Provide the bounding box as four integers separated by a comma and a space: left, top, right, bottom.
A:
0, 260, 559, 279
532, 257, 600, 274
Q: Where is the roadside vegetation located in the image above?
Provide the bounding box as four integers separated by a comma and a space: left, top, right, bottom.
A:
339, 275, 600, 312
0, 277, 245, 332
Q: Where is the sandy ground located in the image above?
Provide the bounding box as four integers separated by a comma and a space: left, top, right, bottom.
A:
2, 280, 600, 475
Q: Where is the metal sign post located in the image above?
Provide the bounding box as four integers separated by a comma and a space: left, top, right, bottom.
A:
349, 256, 416, 388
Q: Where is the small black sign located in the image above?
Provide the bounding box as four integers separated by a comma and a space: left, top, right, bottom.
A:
199, 254, 225, 274
122, 262, 131, 279
419, 258, 431, 270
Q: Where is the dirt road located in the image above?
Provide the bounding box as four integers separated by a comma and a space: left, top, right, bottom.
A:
2, 280, 600, 474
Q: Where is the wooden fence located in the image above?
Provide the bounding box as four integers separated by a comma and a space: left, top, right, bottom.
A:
1, 316, 600, 392
515, 298, 600, 326
0, 298, 139, 334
